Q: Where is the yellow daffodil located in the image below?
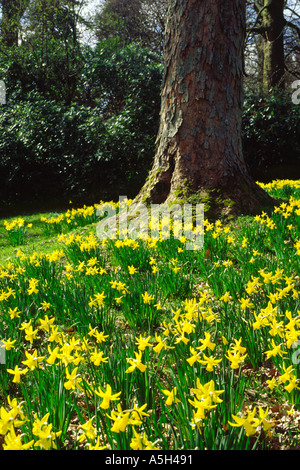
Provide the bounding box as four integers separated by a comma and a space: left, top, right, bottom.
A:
94, 384, 121, 409
78, 418, 97, 442
2, 427, 34, 450
199, 353, 222, 372
125, 351, 147, 373
135, 334, 153, 351
1, 338, 16, 351
22, 350, 45, 371
142, 291, 154, 304
162, 387, 181, 406
7, 365, 29, 383
64, 367, 83, 390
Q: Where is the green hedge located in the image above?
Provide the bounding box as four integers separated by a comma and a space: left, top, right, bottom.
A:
0, 41, 162, 212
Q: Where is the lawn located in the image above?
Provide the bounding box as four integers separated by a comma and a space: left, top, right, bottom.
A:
0, 179, 300, 450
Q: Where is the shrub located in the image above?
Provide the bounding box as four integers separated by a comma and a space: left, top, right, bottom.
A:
0, 93, 104, 207
0, 41, 163, 211
242, 89, 300, 180
81, 40, 163, 195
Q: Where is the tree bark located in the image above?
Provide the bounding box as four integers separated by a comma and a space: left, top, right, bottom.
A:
135, 0, 274, 218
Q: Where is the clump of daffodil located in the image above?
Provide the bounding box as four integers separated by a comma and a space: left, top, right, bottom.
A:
225, 338, 247, 369
1, 179, 299, 450
32, 412, 62, 449
4, 218, 29, 246
229, 407, 275, 437
188, 379, 224, 431
107, 404, 148, 433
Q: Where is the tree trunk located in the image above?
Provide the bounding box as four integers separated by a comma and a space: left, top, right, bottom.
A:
255, 33, 265, 91
261, 0, 285, 91
135, 0, 274, 218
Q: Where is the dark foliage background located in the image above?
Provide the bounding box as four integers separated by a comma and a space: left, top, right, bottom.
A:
0, 40, 163, 213
0, 40, 299, 216
242, 89, 300, 182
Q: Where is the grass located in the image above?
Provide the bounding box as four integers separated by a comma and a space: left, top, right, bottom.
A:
0, 179, 299, 450
0, 211, 64, 264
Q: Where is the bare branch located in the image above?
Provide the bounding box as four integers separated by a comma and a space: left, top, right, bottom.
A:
246, 3, 269, 41
284, 6, 300, 20
285, 20, 300, 40
284, 64, 300, 79
247, 26, 266, 34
